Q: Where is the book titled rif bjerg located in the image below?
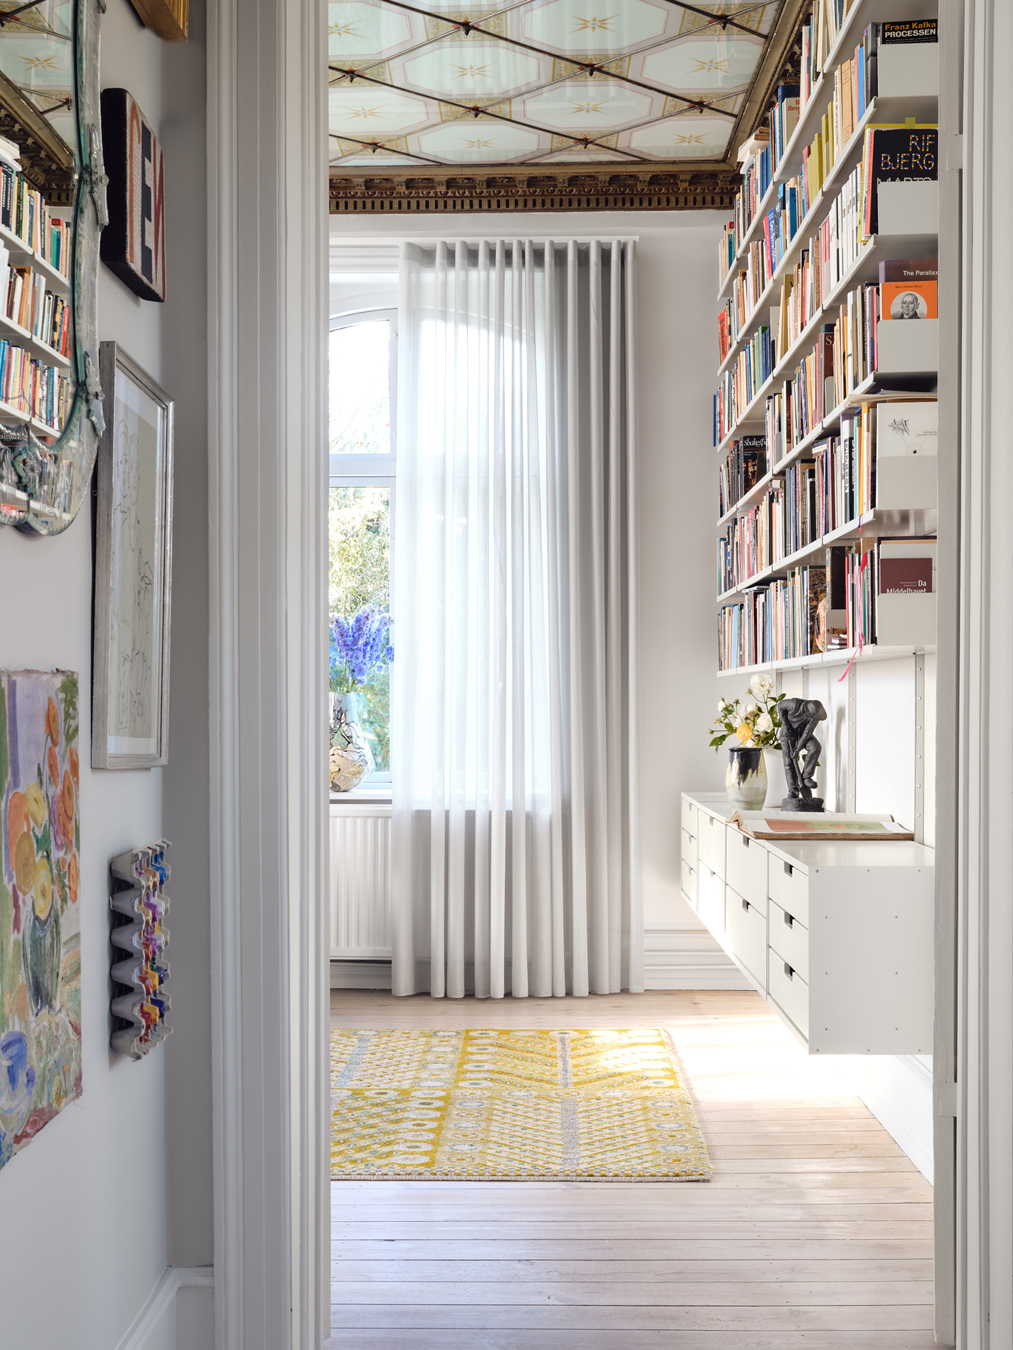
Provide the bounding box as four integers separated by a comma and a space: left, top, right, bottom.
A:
863, 125, 938, 237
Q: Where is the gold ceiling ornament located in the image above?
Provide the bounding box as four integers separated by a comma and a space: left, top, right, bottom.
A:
327, 0, 809, 210
329, 161, 740, 212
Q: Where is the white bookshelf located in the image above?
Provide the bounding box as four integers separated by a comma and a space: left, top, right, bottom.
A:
713, 1, 939, 678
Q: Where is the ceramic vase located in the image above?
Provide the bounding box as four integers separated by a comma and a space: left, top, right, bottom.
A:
329, 692, 375, 792
762, 745, 788, 810
725, 745, 767, 811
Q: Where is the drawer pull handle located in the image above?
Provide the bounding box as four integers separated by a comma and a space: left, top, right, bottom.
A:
783, 911, 794, 928
741, 835, 749, 848
784, 961, 794, 980
783, 861, 793, 877
741, 897, 750, 912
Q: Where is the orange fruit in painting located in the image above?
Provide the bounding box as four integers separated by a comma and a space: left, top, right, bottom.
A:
61, 771, 74, 821
34, 857, 52, 919
45, 696, 59, 747
14, 830, 35, 896
25, 783, 46, 829
69, 747, 79, 785
67, 853, 79, 903
6, 791, 26, 862
47, 745, 59, 786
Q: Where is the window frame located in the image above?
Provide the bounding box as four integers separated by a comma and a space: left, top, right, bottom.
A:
329, 306, 397, 786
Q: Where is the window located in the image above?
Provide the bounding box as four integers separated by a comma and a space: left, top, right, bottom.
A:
329, 310, 396, 780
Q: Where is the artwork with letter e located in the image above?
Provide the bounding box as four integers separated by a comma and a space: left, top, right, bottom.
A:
100, 88, 166, 302
0, 670, 83, 1172
92, 344, 174, 769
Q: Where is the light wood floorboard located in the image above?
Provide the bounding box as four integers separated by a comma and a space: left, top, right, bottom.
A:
326, 988, 933, 1349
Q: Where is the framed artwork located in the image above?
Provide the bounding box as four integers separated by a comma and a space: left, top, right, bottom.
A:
0, 670, 83, 1172
92, 343, 174, 770
100, 88, 166, 302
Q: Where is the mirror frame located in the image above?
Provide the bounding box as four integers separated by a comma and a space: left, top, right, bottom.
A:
0, 0, 105, 537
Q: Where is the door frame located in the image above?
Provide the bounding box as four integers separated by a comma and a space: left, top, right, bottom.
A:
206, 0, 330, 1346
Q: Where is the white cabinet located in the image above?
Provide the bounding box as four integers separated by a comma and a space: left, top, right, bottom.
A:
680, 793, 934, 1055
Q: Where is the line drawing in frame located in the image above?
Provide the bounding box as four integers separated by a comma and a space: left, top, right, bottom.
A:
92, 342, 174, 769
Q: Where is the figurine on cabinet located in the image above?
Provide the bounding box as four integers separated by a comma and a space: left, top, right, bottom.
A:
778, 697, 827, 811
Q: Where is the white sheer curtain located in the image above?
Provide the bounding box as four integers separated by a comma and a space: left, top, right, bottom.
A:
391, 238, 641, 999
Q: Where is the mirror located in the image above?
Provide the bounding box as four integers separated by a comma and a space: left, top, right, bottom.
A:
0, 0, 104, 536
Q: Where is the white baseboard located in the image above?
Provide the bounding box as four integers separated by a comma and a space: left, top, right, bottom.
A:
331, 959, 393, 989
644, 926, 751, 990
837, 1053, 934, 1181
114, 1267, 213, 1350
332, 934, 750, 993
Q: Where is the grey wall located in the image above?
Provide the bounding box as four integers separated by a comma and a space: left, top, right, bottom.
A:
159, 0, 213, 1271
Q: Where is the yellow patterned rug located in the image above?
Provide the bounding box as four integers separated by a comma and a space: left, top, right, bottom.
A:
330, 1028, 711, 1181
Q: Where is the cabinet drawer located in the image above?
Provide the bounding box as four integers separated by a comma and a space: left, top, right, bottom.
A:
697, 862, 725, 941
726, 885, 767, 990
681, 827, 698, 872
768, 854, 809, 926
681, 797, 698, 837
680, 856, 698, 907
697, 811, 726, 880
726, 828, 766, 902
768, 899, 809, 984
768, 953, 809, 1039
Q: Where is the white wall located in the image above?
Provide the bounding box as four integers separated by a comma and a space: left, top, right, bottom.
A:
0, 4, 166, 1347
329, 211, 739, 989
0, 3, 212, 1346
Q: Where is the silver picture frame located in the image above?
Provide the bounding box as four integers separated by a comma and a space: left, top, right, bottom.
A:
91, 342, 174, 769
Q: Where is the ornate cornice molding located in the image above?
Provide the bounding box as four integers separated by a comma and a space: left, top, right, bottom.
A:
329, 162, 739, 213
0, 70, 76, 205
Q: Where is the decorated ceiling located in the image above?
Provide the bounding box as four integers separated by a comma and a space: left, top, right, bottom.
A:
328, 0, 781, 171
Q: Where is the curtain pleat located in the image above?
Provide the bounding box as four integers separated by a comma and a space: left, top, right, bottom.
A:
392, 237, 641, 998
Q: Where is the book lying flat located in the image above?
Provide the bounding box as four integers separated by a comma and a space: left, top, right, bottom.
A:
729, 810, 915, 841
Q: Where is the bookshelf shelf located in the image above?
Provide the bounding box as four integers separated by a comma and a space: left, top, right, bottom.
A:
0, 222, 70, 298
715, 505, 935, 603
0, 397, 63, 439
716, 642, 935, 680
0, 313, 71, 370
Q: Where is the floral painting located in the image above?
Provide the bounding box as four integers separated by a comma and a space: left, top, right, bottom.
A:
0, 671, 82, 1171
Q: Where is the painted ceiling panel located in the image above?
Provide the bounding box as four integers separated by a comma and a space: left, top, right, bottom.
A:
328, 0, 781, 170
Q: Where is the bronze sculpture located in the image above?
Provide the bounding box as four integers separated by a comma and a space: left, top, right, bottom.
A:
778, 697, 827, 811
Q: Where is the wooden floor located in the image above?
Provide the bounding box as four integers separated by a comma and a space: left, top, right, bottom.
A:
326, 989, 935, 1349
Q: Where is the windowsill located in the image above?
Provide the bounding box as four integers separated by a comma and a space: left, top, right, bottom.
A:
329, 786, 393, 805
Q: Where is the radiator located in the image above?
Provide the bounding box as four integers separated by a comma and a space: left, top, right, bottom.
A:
329, 804, 392, 958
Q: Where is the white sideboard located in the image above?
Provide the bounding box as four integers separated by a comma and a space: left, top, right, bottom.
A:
681, 792, 934, 1054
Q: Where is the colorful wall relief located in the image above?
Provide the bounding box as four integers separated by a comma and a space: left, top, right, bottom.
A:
0, 671, 82, 1171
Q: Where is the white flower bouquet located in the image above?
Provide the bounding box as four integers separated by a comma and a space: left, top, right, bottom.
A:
709, 674, 784, 750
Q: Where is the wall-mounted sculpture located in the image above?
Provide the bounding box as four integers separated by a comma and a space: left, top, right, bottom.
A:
109, 840, 172, 1060
778, 697, 827, 812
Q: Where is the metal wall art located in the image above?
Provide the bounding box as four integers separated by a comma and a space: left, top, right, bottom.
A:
0, 0, 106, 535
92, 343, 174, 769
109, 839, 171, 1060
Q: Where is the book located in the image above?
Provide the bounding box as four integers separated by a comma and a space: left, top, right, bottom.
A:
880, 19, 938, 44
879, 257, 938, 320
875, 399, 938, 457
877, 537, 937, 594
729, 809, 915, 841
863, 125, 938, 236
879, 556, 933, 593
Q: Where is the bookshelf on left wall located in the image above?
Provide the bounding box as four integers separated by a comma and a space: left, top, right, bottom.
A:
0, 134, 74, 442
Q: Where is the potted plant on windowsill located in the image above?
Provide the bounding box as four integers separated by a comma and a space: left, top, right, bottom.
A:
329, 607, 393, 792
709, 675, 785, 811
